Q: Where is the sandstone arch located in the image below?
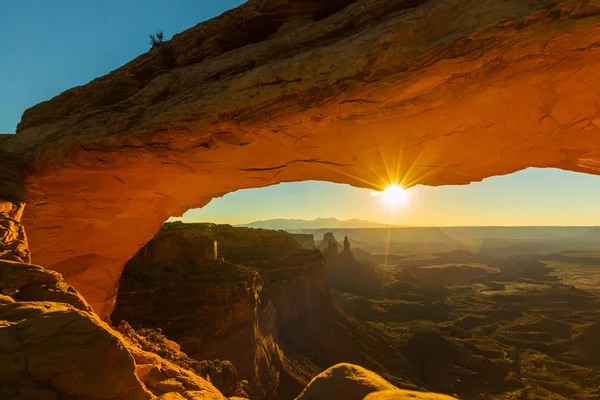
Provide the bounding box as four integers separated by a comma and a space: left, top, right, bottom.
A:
2, 0, 600, 319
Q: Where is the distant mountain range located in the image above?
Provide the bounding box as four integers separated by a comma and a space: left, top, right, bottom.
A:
236, 218, 397, 230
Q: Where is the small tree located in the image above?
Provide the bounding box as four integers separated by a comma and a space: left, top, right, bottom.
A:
149, 30, 165, 48
148, 30, 174, 67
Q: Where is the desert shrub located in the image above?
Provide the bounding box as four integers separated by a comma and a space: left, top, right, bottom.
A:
403, 324, 461, 381
405, 324, 458, 360
135, 327, 196, 368
148, 30, 174, 67
148, 30, 164, 48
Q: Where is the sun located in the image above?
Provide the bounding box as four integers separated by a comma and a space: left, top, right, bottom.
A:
372, 184, 410, 207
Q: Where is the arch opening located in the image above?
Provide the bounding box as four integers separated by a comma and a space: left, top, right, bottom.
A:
111, 171, 600, 398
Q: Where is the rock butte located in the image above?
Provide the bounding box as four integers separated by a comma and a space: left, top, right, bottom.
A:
1, 0, 600, 319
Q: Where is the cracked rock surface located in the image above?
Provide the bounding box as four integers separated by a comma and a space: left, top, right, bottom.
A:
0, 201, 30, 264
0, 301, 153, 400
0, 200, 226, 400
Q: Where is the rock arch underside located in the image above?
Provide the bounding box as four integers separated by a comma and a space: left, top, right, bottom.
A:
1, 0, 600, 321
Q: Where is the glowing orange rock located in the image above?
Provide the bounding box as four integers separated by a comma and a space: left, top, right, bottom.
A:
2, 0, 600, 318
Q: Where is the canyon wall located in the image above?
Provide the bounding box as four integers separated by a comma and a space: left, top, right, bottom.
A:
112, 224, 329, 398
2, 0, 600, 319
112, 224, 412, 399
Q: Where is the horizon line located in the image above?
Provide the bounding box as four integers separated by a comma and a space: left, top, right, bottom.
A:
169, 220, 600, 228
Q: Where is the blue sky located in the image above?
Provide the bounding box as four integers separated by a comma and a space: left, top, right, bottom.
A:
0, 0, 245, 132
179, 168, 600, 226
2, 1, 600, 226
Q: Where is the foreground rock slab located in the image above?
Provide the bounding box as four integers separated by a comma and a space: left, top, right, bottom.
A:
0, 301, 152, 400
295, 363, 456, 400
0, 265, 228, 400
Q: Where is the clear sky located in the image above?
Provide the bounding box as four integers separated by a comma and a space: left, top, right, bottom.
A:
177, 168, 600, 226
2, 2, 599, 226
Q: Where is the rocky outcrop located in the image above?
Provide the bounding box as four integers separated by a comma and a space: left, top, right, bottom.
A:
319, 233, 384, 295
115, 321, 243, 398
129, 227, 217, 265
0, 199, 227, 400
1, 0, 599, 318
0, 199, 88, 313
0, 300, 154, 400
1, 259, 92, 312
0, 147, 28, 264
114, 324, 230, 400
0, 267, 228, 400
295, 364, 457, 400
0, 200, 152, 399
113, 224, 414, 399
111, 225, 315, 398
0, 201, 30, 264
316, 233, 340, 253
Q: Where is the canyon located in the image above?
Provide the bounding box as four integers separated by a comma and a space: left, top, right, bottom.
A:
111, 223, 411, 399
0, 199, 456, 399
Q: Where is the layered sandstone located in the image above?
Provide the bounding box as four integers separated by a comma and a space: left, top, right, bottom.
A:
113, 224, 415, 399
112, 224, 325, 398
0, 200, 29, 264
0, 268, 227, 400
112, 258, 270, 397
0, 200, 227, 400
0, 0, 598, 318
0, 300, 153, 400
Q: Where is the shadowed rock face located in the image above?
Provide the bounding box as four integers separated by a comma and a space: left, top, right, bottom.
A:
112, 224, 332, 398
0, 199, 226, 400
112, 224, 415, 399
2, 0, 600, 317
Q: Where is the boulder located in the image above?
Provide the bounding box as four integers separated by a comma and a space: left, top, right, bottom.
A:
0, 301, 152, 400
0, 259, 91, 312
0, 243, 226, 400
295, 363, 457, 400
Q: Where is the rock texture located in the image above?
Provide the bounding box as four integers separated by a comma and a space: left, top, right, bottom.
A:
2, 0, 600, 317
0, 301, 154, 400
112, 224, 322, 398
0, 201, 30, 264
1, 259, 92, 312
295, 363, 456, 400
0, 199, 227, 400
113, 259, 270, 396
116, 321, 242, 398
113, 224, 412, 399
114, 325, 229, 400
